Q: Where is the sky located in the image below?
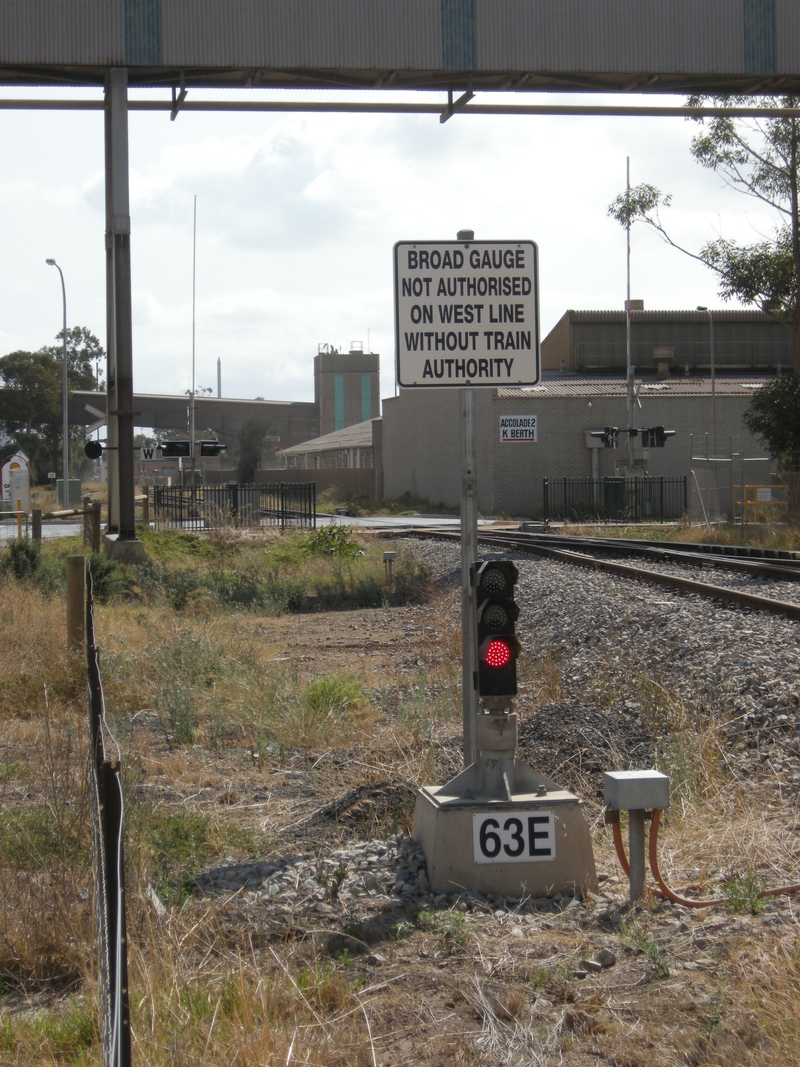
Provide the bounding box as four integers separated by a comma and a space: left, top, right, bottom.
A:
0, 86, 780, 408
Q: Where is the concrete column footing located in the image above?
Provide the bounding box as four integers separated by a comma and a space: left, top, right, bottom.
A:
412, 758, 597, 899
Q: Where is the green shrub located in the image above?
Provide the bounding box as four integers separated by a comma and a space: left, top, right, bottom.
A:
300, 525, 363, 560
88, 552, 126, 602
303, 674, 366, 719
4, 538, 40, 579
167, 568, 206, 610
138, 810, 214, 904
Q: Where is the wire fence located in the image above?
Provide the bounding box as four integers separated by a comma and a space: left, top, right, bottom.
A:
87, 572, 131, 1067
543, 476, 688, 523
152, 482, 316, 531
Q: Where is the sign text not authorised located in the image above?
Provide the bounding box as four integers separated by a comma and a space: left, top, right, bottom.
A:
394, 240, 540, 388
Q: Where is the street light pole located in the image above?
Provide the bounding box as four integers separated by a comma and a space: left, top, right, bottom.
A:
46, 258, 69, 507
697, 306, 716, 455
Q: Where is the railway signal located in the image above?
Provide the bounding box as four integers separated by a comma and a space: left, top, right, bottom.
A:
473, 559, 520, 698
639, 426, 676, 448
159, 441, 191, 458
199, 439, 227, 456
590, 426, 675, 448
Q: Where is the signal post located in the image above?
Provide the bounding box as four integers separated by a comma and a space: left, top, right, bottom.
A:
396, 235, 596, 899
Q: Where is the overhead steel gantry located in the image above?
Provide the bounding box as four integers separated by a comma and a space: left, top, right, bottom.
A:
2, 0, 800, 555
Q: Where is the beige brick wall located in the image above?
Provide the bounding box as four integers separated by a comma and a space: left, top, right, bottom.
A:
383, 388, 767, 517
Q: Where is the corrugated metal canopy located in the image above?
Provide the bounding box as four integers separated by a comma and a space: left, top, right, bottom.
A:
281, 419, 374, 455
499, 375, 769, 398
0, 0, 799, 92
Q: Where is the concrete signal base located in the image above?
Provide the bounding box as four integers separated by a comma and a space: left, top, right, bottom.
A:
413, 761, 597, 899
103, 532, 146, 561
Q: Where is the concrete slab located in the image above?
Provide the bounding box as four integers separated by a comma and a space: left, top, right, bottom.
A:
413, 777, 597, 898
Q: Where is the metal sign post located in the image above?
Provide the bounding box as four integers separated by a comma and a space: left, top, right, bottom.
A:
460, 387, 478, 767
394, 234, 540, 769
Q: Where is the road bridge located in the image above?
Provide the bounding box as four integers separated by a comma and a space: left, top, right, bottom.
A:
69, 390, 319, 449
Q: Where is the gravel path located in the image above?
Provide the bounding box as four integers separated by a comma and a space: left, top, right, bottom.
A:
411, 535, 800, 723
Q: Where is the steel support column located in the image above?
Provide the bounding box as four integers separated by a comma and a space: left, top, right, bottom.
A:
104, 68, 142, 557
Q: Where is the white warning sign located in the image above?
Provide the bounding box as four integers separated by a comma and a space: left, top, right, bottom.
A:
500, 414, 538, 442
394, 240, 540, 388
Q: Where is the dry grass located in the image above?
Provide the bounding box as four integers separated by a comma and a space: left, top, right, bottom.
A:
5, 546, 800, 1066
0, 577, 82, 719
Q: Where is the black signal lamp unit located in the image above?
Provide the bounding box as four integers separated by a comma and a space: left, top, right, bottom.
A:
640, 426, 676, 448
84, 440, 103, 460
590, 427, 620, 448
159, 441, 191, 458
472, 558, 521, 698
199, 439, 227, 457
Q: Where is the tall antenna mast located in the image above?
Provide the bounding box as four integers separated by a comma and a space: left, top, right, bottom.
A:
190, 194, 197, 483
625, 157, 634, 471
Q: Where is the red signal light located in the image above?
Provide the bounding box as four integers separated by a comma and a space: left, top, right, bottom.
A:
482, 638, 512, 668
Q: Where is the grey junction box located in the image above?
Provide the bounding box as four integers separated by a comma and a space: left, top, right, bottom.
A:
604, 770, 670, 812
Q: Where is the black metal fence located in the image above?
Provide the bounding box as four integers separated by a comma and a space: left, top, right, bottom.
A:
152, 482, 316, 531
543, 476, 687, 523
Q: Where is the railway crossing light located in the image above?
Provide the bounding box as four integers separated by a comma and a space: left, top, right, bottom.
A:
199, 439, 227, 457
473, 559, 520, 698
159, 441, 191, 458
590, 427, 620, 448
639, 426, 676, 448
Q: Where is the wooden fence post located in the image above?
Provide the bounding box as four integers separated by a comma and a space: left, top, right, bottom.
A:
32, 509, 42, 542
66, 556, 86, 653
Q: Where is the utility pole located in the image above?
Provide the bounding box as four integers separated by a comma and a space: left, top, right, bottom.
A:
190, 194, 197, 489
625, 157, 635, 472
46, 259, 69, 507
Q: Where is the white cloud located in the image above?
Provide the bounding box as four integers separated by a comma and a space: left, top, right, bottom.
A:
0, 92, 778, 403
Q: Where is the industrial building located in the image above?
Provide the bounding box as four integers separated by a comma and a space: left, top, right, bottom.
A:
543, 309, 792, 376
380, 308, 783, 519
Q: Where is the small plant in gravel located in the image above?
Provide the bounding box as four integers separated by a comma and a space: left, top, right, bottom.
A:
633, 934, 670, 977
722, 869, 762, 914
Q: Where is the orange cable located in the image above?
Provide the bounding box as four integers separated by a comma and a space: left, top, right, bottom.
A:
609, 809, 800, 909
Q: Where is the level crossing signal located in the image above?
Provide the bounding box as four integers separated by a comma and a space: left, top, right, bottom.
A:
159, 441, 191, 457
472, 559, 521, 698
199, 440, 227, 456
590, 426, 675, 448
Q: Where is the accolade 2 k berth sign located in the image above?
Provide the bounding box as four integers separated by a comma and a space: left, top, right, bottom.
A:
394, 239, 540, 388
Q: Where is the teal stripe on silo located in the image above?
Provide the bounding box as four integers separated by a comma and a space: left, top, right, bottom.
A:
441, 0, 476, 71
361, 374, 372, 423
125, 0, 162, 66
743, 0, 776, 76
334, 374, 345, 431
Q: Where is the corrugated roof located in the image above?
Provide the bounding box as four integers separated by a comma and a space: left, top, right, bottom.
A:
498, 375, 770, 399
562, 310, 784, 324
2, 2, 800, 91
281, 419, 373, 455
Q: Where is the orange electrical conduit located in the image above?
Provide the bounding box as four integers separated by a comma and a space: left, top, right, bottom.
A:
610, 810, 800, 908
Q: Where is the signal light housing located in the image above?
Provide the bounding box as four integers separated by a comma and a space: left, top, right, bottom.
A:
200, 439, 227, 457
159, 441, 191, 458
472, 559, 520, 698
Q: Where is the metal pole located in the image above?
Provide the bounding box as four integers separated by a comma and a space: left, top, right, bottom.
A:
190, 194, 197, 489
710, 312, 717, 457
628, 810, 646, 902
47, 260, 68, 506
625, 157, 635, 472
461, 388, 479, 767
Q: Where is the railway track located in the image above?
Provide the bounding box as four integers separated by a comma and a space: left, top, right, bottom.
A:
407, 527, 800, 623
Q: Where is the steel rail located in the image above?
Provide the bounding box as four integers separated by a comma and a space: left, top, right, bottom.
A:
478, 530, 800, 582
409, 527, 800, 622
3, 98, 800, 119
